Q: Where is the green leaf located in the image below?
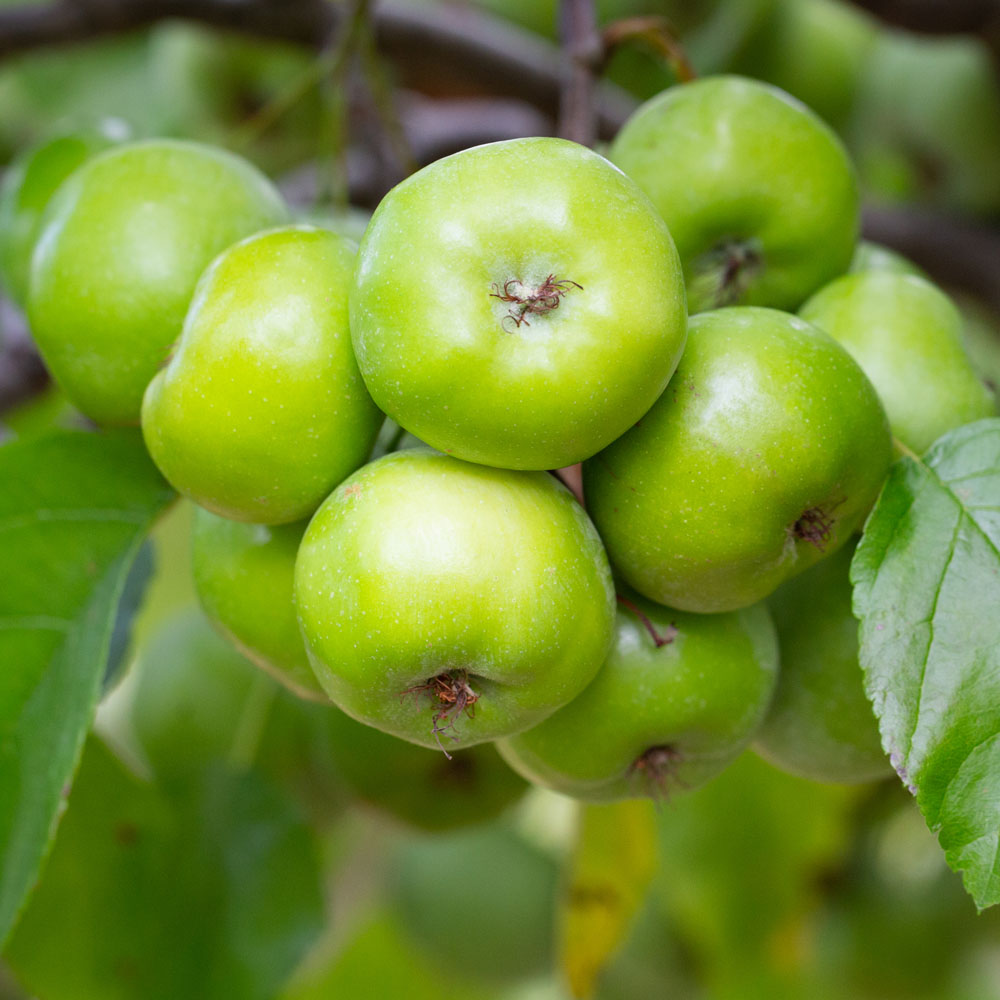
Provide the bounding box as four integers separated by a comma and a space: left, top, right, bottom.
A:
6, 738, 326, 999
0, 428, 174, 945
653, 752, 858, 996
852, 417, 1000, 909
560, 800, 658, 999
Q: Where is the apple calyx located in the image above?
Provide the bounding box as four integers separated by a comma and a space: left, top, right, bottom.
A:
489, 274, 582, 331
791, 505, 836, 550
402, 670, 480, 757
688, 239, 762, 312
630, 744, 683, 799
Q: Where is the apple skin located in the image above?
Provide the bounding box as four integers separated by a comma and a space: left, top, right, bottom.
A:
754, 541, 890, 784
391, 825, 559, 984
191, 508, 326, 702
131, 608, 264, 783
293, 448, 616, 749
142, 225, 381, 524
608, 75, 859, 313
799, 272, 997, 455
322, 708, 527, 831
498, 594, 779, 801
582, 307, 893, 613
27, 138, 288, 426
0, 125, 122, 307
849, 240, 925, 279
190, 505, 527, 826
350, 136, 687, 471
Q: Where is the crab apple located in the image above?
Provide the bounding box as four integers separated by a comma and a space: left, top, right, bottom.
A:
191, 505, 526, 826
293, 448, 616, 750
142, 226, 382, 524
754, 541, 890, 784
609, 75, 859, 313
27, 138, 287, 425
498, 593, 779, 801
322, 708, 528, 832
0, 123, 123, 307
350, 136, 687, 470
799, 271, 997, 455
191, 508, 325, 702
583, 307, 892, 613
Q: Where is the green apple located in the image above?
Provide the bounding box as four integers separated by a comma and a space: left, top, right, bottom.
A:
190, 503, 525, 825
131, 608, 264, 782
498, 594, 779, 801
754, 541, 890, 784
583, 307, 892, 613
0, 123, 123, 306
294, 448, 616, 749
130, 607, 349, 820
191, 508, 325, 701
143, 225, 381, 524
149, 22, 322, 175
350, 136, 687, 470
730, 0, 877, 130
391, 825, 559, 984
849, 240, 926, 279
27, 138, 287, 425
799, 272, 996, 455
852, 33, 1000, 214
323, 709, 527, 831
609, 75, 859, 313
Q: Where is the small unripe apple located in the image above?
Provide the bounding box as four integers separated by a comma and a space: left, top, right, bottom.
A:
350, 136, 687, 470
143, 225, 382, 524
28, 138, 287, 425
583, 306, 892, 613
609, 75, 859, 313
498, 593, 779, 801
799, 271, 996, 454
754, 541, 890, 784
294, 448, 616, 749
191, 508, 325, 701
0, 123, 122, 306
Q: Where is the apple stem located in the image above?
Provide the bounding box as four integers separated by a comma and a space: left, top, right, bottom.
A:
401, 670, 479, 758
600, 16, 697, 84
689, 239, 763, 312
616, 594, 677, 648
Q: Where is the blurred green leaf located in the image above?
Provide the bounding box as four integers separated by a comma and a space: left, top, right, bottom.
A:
0, 429, 173, 946
654, 752, 859, 995
852, 418, 1000, 908
6, 737, 325, 999
560, 801, 658, 999
282, 909, 495, 1000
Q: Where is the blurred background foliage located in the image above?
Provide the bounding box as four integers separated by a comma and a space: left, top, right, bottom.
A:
2, 0, 1000, 996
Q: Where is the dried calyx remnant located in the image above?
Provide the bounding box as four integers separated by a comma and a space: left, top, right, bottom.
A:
617, 594, 677, 648
490, 274, 582, 330
792, 505, 835, 549
403, 669, 479, 758
630, 744, 684, 799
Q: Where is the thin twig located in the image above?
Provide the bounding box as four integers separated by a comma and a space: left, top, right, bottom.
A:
601, 16, 697, 83
0, 0, 635, 139
558, 0, 602, 147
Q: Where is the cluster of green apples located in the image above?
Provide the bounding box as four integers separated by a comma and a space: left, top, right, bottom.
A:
4, 73, 995, 803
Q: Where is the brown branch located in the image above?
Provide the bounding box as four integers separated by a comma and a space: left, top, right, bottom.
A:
558, 0, 602, 147
0, 299, 49, 419
846, 0, 1000, 36
0, 0, 635, 139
